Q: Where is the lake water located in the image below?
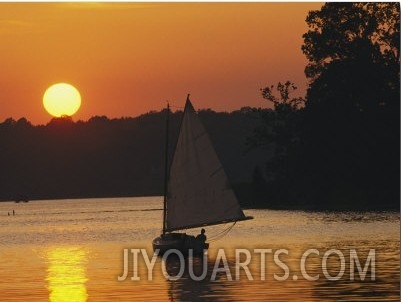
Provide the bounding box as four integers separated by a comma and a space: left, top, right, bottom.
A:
0, 197, 399, 301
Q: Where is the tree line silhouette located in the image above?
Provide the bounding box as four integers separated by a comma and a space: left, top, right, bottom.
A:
0, 109, 267, 204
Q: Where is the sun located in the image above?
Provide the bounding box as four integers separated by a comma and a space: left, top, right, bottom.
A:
43, 83, 81, 118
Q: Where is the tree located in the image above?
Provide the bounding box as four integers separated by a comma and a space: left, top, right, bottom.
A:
302, 3, 399, 111
302, 3, 399, 79
260, 81, 305, 110
247, 82, 305, 206
248, 4, 399, 209
248, 81, 304, 152
300, 3, 400, 208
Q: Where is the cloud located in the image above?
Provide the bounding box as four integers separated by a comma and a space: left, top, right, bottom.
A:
59, 2, 158, 11
0, 19, 32, 27
0, 19, 35, 35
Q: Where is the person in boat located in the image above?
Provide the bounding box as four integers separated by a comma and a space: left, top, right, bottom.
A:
196, 228, 207, 243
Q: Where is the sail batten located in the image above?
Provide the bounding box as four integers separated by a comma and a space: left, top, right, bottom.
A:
166, 99, 250, 231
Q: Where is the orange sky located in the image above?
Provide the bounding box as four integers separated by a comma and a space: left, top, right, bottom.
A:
0, 2, 323, 125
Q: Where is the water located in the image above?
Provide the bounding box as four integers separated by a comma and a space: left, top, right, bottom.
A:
0, 197, 399, 301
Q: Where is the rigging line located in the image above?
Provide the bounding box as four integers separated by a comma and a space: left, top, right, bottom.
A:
207, 222, 237, 242
177, 222, 235, 241
208, 226, 235, 242
202, 225, 228, 237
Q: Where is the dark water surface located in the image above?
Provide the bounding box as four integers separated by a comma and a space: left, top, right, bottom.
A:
0, 197, 399, 301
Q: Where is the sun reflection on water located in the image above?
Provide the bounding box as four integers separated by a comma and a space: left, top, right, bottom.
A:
46, 247, 88, 302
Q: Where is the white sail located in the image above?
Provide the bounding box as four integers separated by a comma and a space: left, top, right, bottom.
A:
165, 99, 248, 232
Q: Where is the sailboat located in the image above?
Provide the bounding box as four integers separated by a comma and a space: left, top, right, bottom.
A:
152, 95, 253, 256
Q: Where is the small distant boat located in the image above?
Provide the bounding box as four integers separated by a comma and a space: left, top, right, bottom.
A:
152, 95, 253, 256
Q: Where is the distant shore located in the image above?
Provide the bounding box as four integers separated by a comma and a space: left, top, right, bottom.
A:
2, 195, 399, 212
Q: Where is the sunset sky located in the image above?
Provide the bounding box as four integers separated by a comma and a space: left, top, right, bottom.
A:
0, 2, 323, 125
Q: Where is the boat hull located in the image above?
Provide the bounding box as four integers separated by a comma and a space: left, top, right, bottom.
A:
153, 233, 209, 256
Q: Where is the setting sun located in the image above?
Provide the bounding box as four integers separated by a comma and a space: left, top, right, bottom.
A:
43, 83, 81, 118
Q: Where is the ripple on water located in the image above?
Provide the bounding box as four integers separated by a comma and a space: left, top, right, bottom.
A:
0, 198, 398, 301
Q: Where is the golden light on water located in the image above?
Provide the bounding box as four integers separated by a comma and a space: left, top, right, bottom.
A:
46, 247, 88, 302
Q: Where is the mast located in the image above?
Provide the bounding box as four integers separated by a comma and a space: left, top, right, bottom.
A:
162, 102, 170, 235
